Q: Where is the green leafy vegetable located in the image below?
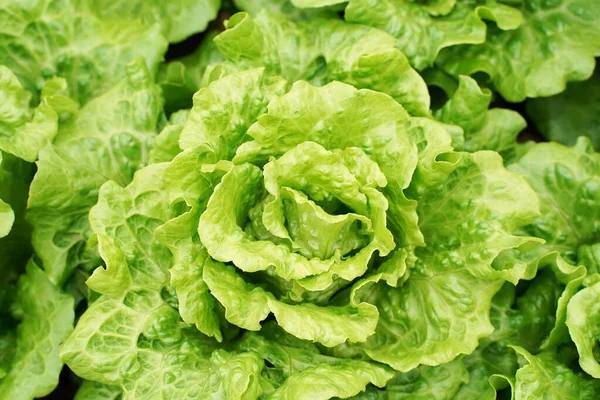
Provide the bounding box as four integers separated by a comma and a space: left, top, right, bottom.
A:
527, 65, 600, 151
0, 0, 598, 398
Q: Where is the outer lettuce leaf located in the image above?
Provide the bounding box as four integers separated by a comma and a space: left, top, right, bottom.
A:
512, 346, 600, 399
508, 138, 600, 266
27, 59, 164, 284
437, 0, 600, 101
342, 0, 522, 70
0, 260, 74, 399
0, 66, 78, 162
0, 0, 167, 105
566, 280, 600, 378
203, 252, 380, 347
455, 254, 586, 399
434, 75, 526, 158
214, 9, 430, 115
333, 149, 540, 371
237, 323, 393, 399
353, 360, 468, 399
61, 165, 261, 398
88, 0, 220, 43
157, 32, 224, 114
527, 65, 600, 151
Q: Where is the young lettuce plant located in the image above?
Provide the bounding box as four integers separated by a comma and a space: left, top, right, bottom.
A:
60, 65, 540, 398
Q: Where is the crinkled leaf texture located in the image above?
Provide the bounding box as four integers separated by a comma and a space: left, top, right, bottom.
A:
174, 72, 418, 347
75, 381, 122, 400
27, 59, 164, 285
0, 66, 78, 162
88, 0, 220, 43
437, 0, 600, 101
213, 7, 430, 115
63, 62, 542, 399
0, 0, 168, 105
512, 346, 600, 399
434, 75, 526, 159
454, 253, 587, 400
0, 260, 74, 399
508, 138, 600, 266
61, 164, 392, 399
331, 148, 540, 371
341, 0, 523, 70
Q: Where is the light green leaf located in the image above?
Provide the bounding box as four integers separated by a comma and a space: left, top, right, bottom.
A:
155, 210, 222, 341
0, 66, 77, 162
203, 142, 394, 286
456, 256, 585, 399
238, 324, 393, 398
88, 0, 221, 43
344, 0, 523, 70
269, 363, 388, 400
179, 68, 287, 155
148, 110, 189, 164
62, 162, 389, 398
61, 293, 263, 399
291, 0, 346, 8
527, 65, 600, 151
434, 75, 526, 157
214, 10, 430, 115
354, 360, 469, 399
0, 0, 167, 105
87, 164, 173, 293
27, 59, 164, 284
512, 346, 600, 399
509, 138, 600, 266
60, 165, 263, 399
203, 257, 379, 347
161, 68, 287, 223
75, 381, 122, 400
438, 0, 600, 101
334, 151, 539, 371
0, 260, 74, 399
566, 281, 600, 378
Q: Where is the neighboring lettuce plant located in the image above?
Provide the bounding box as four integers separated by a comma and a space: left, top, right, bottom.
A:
160, 2, 430, 116
527, 65, 600, 151
0, 0, 221, 105
295, 0, 600, 102
59, 64, 542, 397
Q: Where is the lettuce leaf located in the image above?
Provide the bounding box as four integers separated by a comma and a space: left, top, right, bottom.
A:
27, 59, 164, 284
527, 65, 600, 151
0, 0, 168, 105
